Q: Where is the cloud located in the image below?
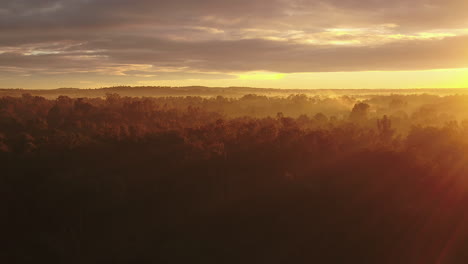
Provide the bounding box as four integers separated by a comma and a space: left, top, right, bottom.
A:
1, 0, 468, 87
2, 0, 468, 32
2, 34, 468, 74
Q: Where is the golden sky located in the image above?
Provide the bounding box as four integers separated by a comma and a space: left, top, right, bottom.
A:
1, 0, 468, 89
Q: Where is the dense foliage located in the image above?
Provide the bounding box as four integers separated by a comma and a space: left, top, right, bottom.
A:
3, 93, 468, 263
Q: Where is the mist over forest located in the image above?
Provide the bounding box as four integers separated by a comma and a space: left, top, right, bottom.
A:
3, 86, 468, 99
3, 88, 468, 263
3, 0, 468, 261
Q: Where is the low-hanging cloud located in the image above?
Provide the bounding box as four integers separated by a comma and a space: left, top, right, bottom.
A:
2, 35, 468, 73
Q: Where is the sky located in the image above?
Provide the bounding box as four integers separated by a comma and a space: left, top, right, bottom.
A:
1, 0, 468, 89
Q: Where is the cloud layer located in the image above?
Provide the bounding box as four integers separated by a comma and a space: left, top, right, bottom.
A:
1, 0, 468, 87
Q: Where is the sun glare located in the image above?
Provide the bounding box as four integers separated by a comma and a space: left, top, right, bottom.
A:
238, 72, 286, 80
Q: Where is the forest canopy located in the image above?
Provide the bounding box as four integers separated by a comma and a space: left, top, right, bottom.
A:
3, 91, 468, 263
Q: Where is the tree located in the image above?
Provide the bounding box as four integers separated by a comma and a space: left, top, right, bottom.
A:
377, 115, 394, 142
350, 102, 370, 122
